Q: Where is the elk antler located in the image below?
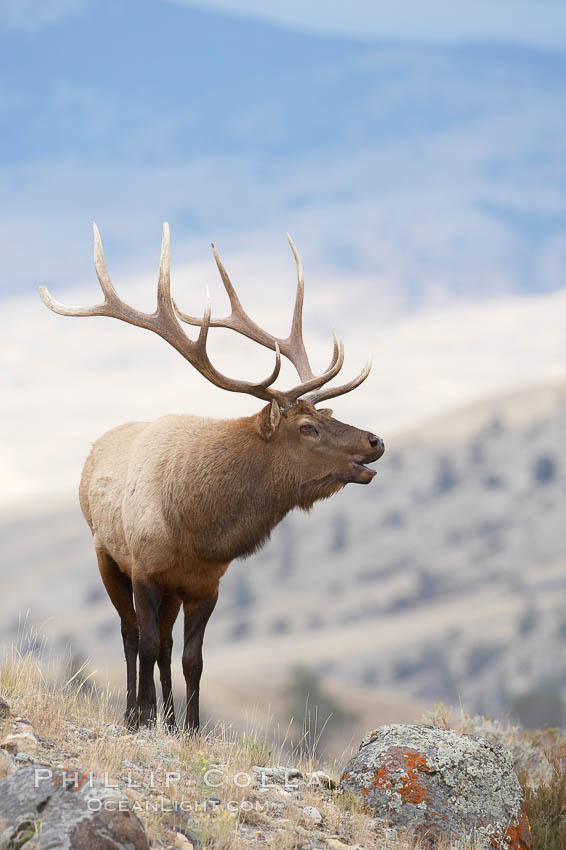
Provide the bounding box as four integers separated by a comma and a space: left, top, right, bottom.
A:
39, 225, 370, 409
174, 234, 372, 405
39, 223, 284, 405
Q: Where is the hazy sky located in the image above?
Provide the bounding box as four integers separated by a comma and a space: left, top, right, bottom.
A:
174, 0, 566, 48
2, 0, 566, 302
3, 0, 566, 47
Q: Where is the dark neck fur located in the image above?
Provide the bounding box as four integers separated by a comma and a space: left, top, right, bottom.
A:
172, 416, 333, 564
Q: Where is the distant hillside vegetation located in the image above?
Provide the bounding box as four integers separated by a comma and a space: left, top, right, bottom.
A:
1, 378, 565, 734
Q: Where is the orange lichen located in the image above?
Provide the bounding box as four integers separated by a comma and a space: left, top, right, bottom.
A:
52, 769, 89, 792
491, 805, 532, 850
368, 748, 431, 805
366, 766, 391, 795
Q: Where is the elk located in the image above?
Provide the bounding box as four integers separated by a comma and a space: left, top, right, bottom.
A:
39, 224, 384, 731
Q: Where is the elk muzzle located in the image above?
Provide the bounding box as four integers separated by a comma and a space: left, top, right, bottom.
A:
349, 433, 385, 484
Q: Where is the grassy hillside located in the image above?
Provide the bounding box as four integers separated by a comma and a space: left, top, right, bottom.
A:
1, 646, 564, 850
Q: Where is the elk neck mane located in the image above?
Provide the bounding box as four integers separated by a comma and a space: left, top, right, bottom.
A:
158, 411, 344, 564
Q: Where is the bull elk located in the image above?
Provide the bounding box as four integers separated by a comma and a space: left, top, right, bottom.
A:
39, 224, 384, 731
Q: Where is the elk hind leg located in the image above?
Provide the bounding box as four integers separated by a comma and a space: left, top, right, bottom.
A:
133, 578, 163, 727
96, 551, 138, 728
157, 594, 181, 731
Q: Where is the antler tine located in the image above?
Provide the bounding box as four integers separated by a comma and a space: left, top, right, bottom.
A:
211, 243, 244, 315
93, 222, 120, 305
304, 356, 373, 406
174, 237, 315, 381
284, 233, 313, 381
325, 329, 340, 372
258, 341, 282, 390
38, 283, 102, 317
39, 222, 118, 318
173, 244, 283, 355
156, 222, 172, 313
281, 337, 345, 406
193, 293, 282, 395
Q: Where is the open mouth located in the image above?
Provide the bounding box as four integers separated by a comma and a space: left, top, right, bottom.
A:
352, 461, 377, 477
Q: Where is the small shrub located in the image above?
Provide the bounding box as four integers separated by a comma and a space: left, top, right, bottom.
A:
382, 508, 404, 528
334, 790, 366, 814
331, 513, 348, 552
361, 666, 379, 686
278, 517, 295, 578
228, 621, 252, 641
517, 605, 539, 637
270, 617, 291, 635
190, 810, 237, 850
487, 415, 505, 436
532, 454, 558, 485
84, 585, 106, 605
483, 473, 505, 489
238, 734, 271, 767
520, 735, 566, 850
233, 576, 254, 608
434, 456, 460, 495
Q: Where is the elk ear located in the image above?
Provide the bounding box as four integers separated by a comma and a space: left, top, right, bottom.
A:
258, 400, 281, 440
317, 408, 333, 418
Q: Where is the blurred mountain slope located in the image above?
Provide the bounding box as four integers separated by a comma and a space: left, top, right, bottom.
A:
2, 374, 565, 730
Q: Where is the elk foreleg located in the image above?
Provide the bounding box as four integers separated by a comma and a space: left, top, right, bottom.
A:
96, 551, 138, 728
133, 578, 163, 726
182, 593, 218, 732
157, 594, 181, 730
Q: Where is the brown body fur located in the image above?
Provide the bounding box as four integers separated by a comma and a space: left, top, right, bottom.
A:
79, 401, 383, 730
81, 408, 343, 594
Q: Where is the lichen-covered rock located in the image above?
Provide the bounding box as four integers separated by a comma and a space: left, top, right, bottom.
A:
340, 724, 532, 849
0, 763, 149, 849
253, 765, 302, 786
301, 805, 323, 826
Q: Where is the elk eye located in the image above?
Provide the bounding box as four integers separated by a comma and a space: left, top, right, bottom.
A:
300, 423, 318, 436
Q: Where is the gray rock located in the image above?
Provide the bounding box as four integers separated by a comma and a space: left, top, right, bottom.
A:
105, 723, 128, 737
301, 805, 323, 826
253, 765, 302, 787
306, 770, 337, 789
340, 724, 532, 849
76, 727, 95, 741
0, 763, 149, 849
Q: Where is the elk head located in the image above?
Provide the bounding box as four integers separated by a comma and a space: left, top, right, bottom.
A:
257, 399, 383, 494
39, 223, 384, 488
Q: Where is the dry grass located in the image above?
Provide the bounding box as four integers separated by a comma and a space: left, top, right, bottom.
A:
520, 732, 566, 850
1, 642, 557, 849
